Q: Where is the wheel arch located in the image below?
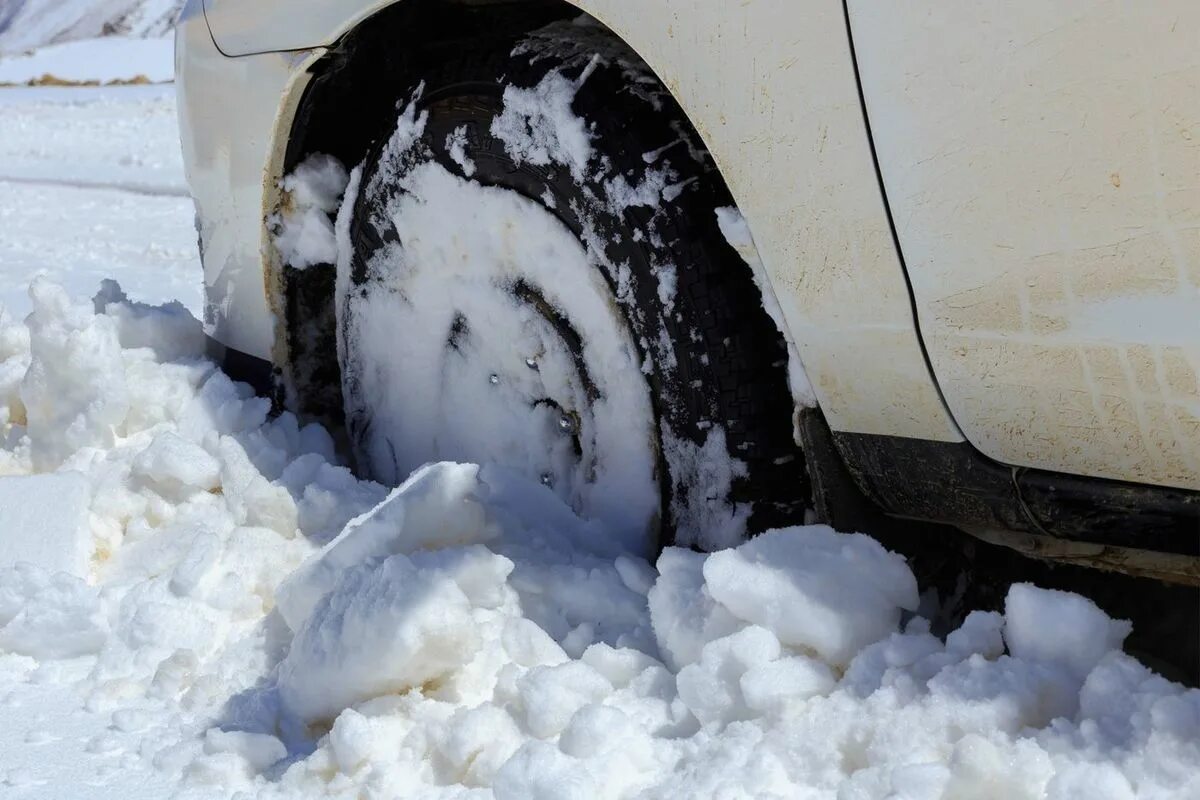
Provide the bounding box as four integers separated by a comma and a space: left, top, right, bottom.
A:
272, 0, 798, 422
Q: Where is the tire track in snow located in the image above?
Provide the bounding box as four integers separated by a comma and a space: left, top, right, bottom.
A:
0, 175, 189, 198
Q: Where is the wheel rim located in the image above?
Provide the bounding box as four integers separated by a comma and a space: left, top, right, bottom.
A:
342, 161, 660, 553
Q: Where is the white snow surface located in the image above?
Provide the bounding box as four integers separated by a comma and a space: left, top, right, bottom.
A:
0, 86, 198, 318
0, 85, 1197, 800
0, 473, 92, 578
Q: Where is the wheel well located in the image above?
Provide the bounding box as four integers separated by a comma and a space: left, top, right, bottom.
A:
283, 1, 578, 178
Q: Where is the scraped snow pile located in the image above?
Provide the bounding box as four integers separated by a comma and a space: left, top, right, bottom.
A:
0, 282, 1197, 798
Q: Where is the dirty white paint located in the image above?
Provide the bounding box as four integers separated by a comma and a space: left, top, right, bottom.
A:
849, 1, 1200, 490
187, 0, 963, 444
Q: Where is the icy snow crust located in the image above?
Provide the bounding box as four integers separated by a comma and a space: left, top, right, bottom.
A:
0, 281, 1197, 797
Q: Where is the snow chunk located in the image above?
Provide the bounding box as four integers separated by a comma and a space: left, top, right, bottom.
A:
277, 546, 514, 724
437, 704, 524, 787
703, 526, 919, 666
739, 654, 837, 714
445, 125, 476, 177
131, 431, 220, 496
0, 473, 91, 577
647, 546, 743, 672
676, 626, 781, 729
273, 153, 349, 269
275, 462, 497, 631
0, 564, 106, 659
1004, 583, 1131, 679
493, 741, 597, 800
490, 67, 595, 181
21, 278, 129, 470
516, 660, 613, 738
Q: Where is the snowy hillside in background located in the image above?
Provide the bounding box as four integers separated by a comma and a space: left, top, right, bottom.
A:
0, 0, 181, 54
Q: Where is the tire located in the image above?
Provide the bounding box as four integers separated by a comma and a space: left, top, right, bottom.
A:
339, 20, 806, 553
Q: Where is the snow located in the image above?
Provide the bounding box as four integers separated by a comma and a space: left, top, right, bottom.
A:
0, 473, 92, 576
660, 425, 750, 550
446, 124, 477, 177
277, 545, 512, 725
0, 79, 1196, 800
0, 85, 185, 192
0, 86, 197, 317
272, 153, 349, 270
490, 64, 597, 182
0, 35, 172, 85
0, 563, 106, 658
701, 527, 920, 666
1004, 583, 1134, 681
275, 462, 498, 631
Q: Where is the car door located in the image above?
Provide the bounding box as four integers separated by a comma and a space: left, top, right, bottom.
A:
847, 1, 1200, 491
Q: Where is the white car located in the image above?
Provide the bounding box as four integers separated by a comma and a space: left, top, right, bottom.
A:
177, 0, 1198, 581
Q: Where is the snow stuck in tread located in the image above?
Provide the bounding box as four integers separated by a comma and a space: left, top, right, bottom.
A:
0, 281, 1196, 798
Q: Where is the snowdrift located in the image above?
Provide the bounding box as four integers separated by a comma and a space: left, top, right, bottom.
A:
0, 280, 1196, 798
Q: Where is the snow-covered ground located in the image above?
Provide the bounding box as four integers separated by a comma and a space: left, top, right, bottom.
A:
0, 86, 1198, 800
0, 85, 198, 316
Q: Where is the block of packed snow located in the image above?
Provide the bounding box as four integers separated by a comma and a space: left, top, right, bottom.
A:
675, 626, 781, 729
275, 462, 497, 631
0, 472, 92, 577
701, 526, 919, 667
739, 654, 837, 713
0, 563, 106, 659
647, 547, 744, 672
273, 154, 350, 269
132, 431, 221, 496
1004, 583, 1131, 680
516, 660, 613, 739
493, 740, 599, 800
276, 546, 513, 724
436, 704, 524, 787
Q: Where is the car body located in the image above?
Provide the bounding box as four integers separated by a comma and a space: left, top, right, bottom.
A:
177, 0, 1200, 578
